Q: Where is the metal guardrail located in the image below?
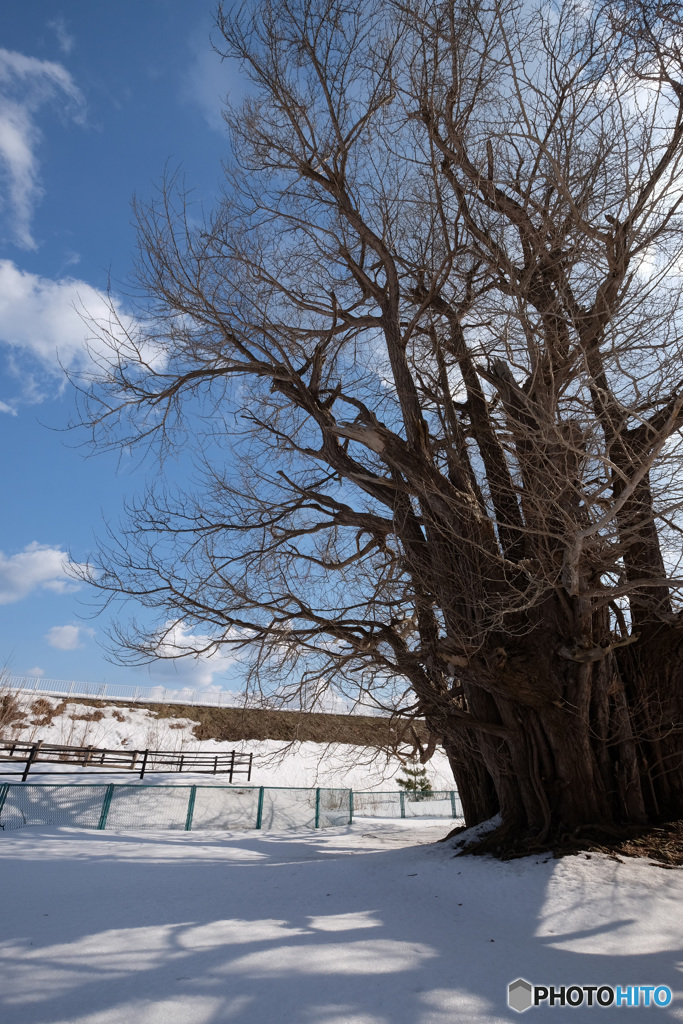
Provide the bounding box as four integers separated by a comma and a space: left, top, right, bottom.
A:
0, 740, 253, 782
4, 675, 245, 709
3, 675, 391, 716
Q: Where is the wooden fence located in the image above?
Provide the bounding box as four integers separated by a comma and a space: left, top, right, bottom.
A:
0, 740, 252, 782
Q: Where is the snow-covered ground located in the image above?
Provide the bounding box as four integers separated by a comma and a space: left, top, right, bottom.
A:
2, 698, 681, 1022
0, 821, 681, 1024
1, 695, 456, 791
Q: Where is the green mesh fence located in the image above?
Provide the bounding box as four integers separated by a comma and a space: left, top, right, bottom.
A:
192, 786, 260, 830
0, 784, 106, 830
352, 789, 463, 819
105, 786, 192, 830
0, 783, 355, 833
0, 783, 462, 833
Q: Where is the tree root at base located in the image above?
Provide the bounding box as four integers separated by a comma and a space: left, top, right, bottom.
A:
447, 819, 683, 866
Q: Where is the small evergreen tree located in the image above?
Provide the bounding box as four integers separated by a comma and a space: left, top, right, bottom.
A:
397, 760, 433, 800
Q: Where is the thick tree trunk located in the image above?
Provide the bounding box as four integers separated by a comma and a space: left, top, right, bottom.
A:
446, 635, 683, 836
442, 729, 498, 825
617, 624, 683, 821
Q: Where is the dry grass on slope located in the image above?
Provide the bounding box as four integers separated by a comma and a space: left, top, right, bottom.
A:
163, 704, 429, 748
3, 694, 429, 749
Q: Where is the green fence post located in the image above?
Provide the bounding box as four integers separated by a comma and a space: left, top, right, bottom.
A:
349, 789, 354, 825
450, 791, 458, 818
399, 791, 406, 819
98, 784, 114, 830
314, 788, 321, 829
255, 786, 265, 829
185, 786, 197, 831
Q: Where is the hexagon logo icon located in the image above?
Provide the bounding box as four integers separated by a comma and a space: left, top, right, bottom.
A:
508, 978, 533, 1013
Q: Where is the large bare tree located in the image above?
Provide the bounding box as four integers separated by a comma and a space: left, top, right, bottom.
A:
77, 0, 683, 842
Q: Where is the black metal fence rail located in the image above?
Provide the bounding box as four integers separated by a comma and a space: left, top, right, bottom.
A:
0, 741, 252, 782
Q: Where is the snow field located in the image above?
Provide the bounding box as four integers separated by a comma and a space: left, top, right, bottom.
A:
0, 822, 681, 1024
3, 692, 680, 1024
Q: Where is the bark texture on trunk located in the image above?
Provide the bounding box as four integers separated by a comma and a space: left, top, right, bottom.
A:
437, 628, 683, 834
442, 730, 498, 825
618, 625, 683, 820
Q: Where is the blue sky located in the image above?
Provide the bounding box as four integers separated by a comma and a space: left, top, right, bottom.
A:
0, 1, 247, 690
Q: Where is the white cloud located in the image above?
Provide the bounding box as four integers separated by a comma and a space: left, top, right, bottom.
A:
183, 24, 244, 133
0, 48, 84, 248
45, 624, 93, 650
0, 260, 141, 405
146, 620, 240, 689
47, 17, 75, 56
24, 666, 45, 677
0, 542, 83, 605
